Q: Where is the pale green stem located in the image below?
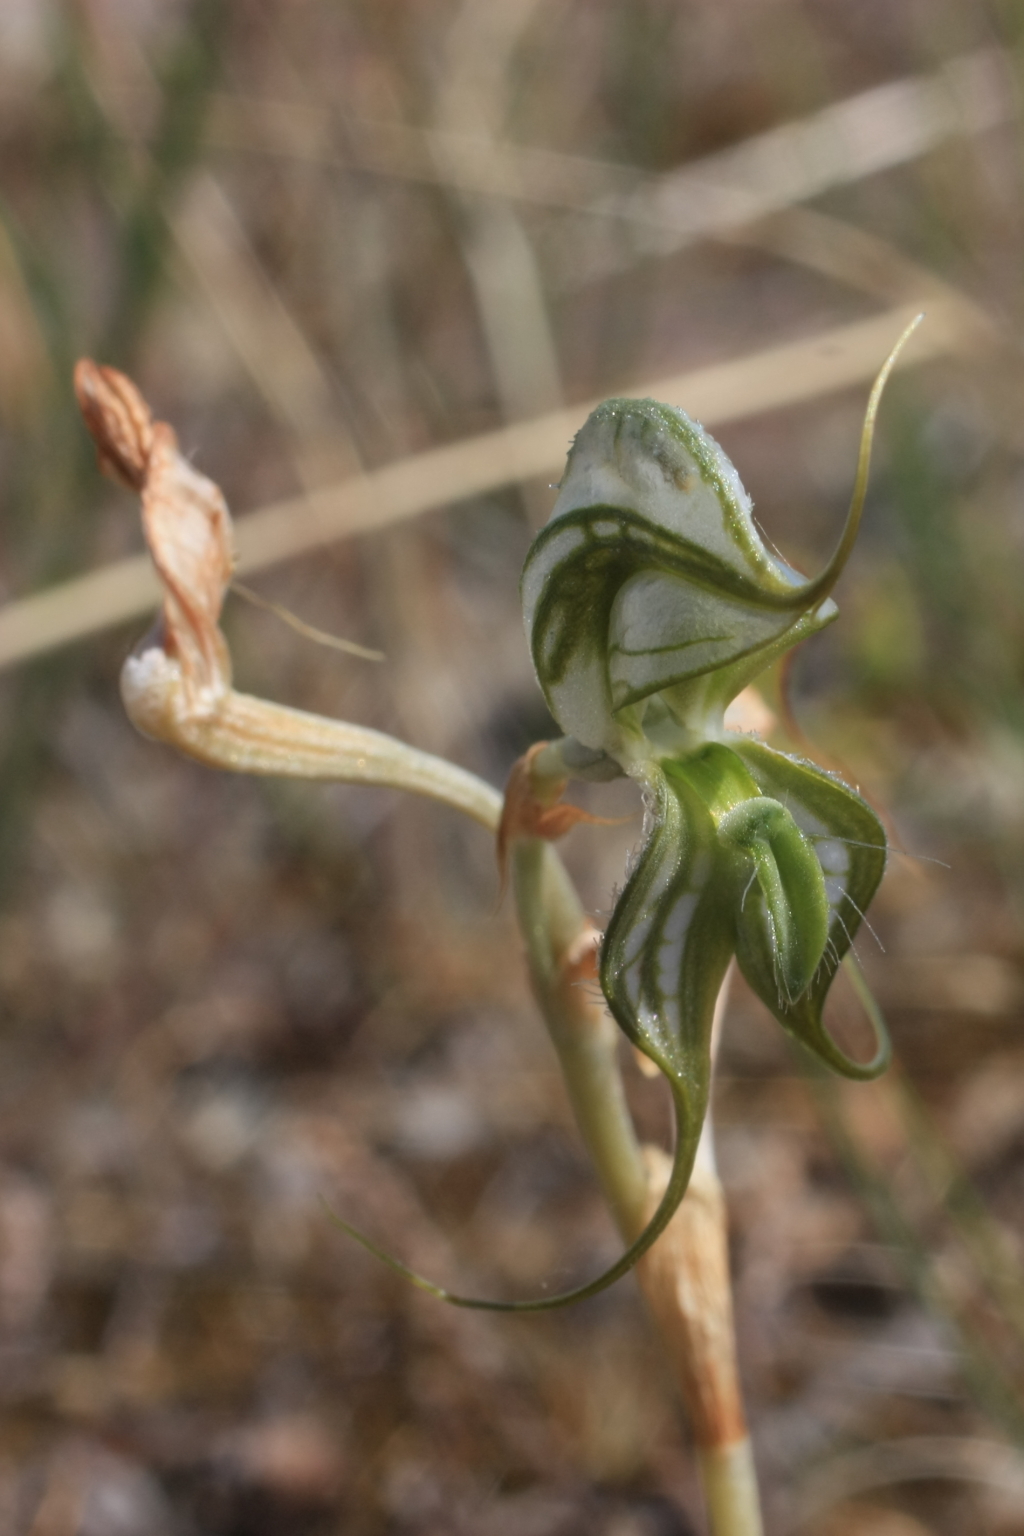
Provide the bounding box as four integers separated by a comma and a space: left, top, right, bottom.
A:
698, 1444, 764, 1536
511, 836, 648, 1239
129, 649, 759, 1529
513, 839, 762, 1536
697, 994, 763, 1536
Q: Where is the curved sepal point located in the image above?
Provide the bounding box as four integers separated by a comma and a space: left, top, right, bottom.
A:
792, 312, 924, 613
322, 1076, 700, 1313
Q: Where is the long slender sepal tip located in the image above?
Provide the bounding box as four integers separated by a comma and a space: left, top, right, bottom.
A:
808, 311, 925, 608
839, 952, 893, 1077
322, 1080, 696, 1313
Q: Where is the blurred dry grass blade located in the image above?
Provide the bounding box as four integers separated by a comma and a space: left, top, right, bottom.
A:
722, 208, 998, 341
170, 173, 361, 489
725, 208, 1024, 453
87, 24, 363, 496
433, 0, 564, 438
197, 47, 1014, 271
208, 94, 641, 207
80, 27, 362, 499
0, 221, 52, 424
0, 299, 965, 672
788, 1436, 1024, 1533
559, 47, 1016, 285
207, 93, 637, 204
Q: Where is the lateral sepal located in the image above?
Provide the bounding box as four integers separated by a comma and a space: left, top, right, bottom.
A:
729, 740, 890, 1078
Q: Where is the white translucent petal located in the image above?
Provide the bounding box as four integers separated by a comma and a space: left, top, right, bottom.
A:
546, 399, 791, 582
608, 570, 803, 705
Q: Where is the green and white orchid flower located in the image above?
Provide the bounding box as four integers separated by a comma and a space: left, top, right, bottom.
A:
487, 320, 919, 1310
83, 319, 917, 1318
522, 384, 894, 1081
340, 319, 915, 1314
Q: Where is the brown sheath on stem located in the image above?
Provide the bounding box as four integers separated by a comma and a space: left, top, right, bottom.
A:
636, 1146, 748, 1450
497, 741, 621, 888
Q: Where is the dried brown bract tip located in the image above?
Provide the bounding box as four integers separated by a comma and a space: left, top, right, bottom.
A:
74, 358, 155, 491
75, 358, 235, 739
497, 742, 619, 890
140, 422, 234, 705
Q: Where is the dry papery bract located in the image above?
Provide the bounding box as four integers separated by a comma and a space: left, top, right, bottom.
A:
75, 358, 233, 727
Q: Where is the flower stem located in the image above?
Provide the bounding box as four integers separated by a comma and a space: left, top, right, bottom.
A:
120, 656, 504, 831
512, 838, 763, 1536
511, 836, 649, 1238
128, 657, 762, 1526
698, 1442, 764, 1536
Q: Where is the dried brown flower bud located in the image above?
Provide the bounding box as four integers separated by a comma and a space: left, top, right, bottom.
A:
70, 361, 502, 826
75, 358, 235, 730
139, 423, 234, 706
73, 358, 155, 491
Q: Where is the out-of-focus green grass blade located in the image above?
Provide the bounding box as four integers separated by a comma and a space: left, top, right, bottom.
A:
103, 0, 228, 362
892, 1069, 1024, 1352
811, 1068, 1024, 1449
0, 1, 230, 900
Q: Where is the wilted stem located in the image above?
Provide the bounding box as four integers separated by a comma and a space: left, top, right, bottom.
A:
121, 648, 503, 830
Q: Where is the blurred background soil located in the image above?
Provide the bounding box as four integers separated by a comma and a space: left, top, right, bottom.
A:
1, 2, 1024, 1532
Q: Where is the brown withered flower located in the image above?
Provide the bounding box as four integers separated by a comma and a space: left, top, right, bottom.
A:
73, 358, 501, 825
75, 359, 234, 736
